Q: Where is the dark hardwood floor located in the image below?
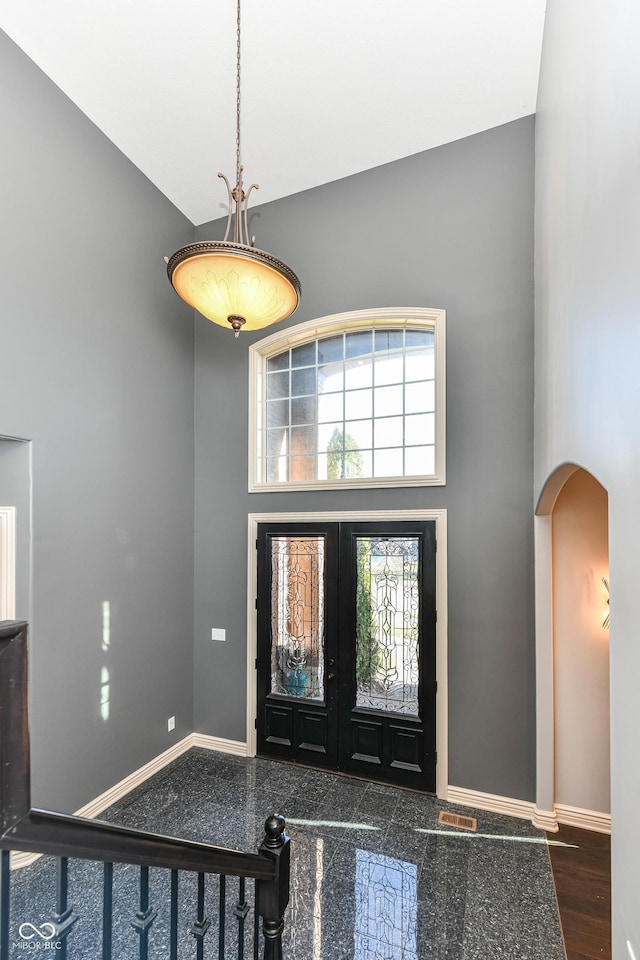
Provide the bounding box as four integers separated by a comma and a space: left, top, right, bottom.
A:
547, 824, 611, 960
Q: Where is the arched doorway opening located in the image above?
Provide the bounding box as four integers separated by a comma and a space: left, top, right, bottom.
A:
534, 463, 610, 831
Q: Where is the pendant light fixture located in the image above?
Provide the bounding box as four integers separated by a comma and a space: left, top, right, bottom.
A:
165, 0, 301, 337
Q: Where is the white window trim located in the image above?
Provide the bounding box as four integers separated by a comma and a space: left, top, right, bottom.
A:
0, 506, 16, 620
245, 508, 449, 800
248, 307, 446, 492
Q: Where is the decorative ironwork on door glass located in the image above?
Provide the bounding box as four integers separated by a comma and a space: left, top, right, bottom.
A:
355, 536, 420, 716
270, 536, 325, 700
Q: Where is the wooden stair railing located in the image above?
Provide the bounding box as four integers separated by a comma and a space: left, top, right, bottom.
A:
0, 620, 290, 960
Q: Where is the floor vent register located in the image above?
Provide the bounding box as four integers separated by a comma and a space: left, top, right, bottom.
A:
438, 811, 478, 832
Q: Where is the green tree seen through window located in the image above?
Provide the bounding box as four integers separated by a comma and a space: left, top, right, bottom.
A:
326, 427, 364, 480
356, 540, 379, 686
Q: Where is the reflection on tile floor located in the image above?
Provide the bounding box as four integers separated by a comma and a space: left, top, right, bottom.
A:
7, 750, 566, 959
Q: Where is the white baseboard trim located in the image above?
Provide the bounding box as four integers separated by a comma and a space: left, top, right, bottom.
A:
79, 736, 195, 819
447, 785, 536, 823
533, 806, 559, 832
11, 733, 250, 869
445, 790, 612, 835
11, 735, 195, 870
555, 803, 611, 834
190, 734, 248, 757
10, 852, 38, 870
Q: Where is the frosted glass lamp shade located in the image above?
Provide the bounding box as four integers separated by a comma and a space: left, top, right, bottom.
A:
167, 241, 300, 333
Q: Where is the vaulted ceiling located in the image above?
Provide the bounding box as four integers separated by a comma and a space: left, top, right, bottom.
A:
1, 0, 547, 225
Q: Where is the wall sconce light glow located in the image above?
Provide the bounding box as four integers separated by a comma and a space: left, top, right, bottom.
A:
601, 577, 610, 631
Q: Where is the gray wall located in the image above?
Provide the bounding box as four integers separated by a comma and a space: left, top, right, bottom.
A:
194, 118, 536, 800
535, 0, 640, 950
0, 24, 537, 813
0, 31, 196, 813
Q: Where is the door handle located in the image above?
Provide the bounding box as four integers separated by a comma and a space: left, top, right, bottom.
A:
327, 673, 336, 681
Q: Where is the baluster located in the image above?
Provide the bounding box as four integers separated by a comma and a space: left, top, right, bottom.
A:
170, 870, 178, 960
190, 871, 210, 960
102, 862, 113, 960
257, 816, 290, 960
219, 874, 227, 958
50, 857, 78, 959
234, 876, 250, 960
0, 851, 10, 960
131, 865, 157, 960
253, 881, 260, 960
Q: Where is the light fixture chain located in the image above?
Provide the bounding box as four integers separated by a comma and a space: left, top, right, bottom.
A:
165, 0, 300, 335
236, 0, 242, 189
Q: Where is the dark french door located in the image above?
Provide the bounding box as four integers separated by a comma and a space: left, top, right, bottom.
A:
256, 520, 437, 792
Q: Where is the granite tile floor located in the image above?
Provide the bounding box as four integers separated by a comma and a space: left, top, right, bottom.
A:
6, 749, 566, 959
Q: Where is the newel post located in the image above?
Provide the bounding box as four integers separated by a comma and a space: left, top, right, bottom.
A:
0, 621, 31, 835
257, 814, 290, 960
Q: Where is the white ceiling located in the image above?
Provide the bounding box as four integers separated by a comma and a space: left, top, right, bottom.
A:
0, 0, 547, 226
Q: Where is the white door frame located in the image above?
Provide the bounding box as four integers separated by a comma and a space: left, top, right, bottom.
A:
0, 506, 16, 620
246, 508, 449, 799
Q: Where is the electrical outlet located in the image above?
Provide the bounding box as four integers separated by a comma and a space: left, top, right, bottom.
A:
211, 628, 226, 642
628, 941, 638, 960
167, 716, 175, 732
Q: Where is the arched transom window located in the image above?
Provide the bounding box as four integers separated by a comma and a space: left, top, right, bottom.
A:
249, 308, 446, 491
